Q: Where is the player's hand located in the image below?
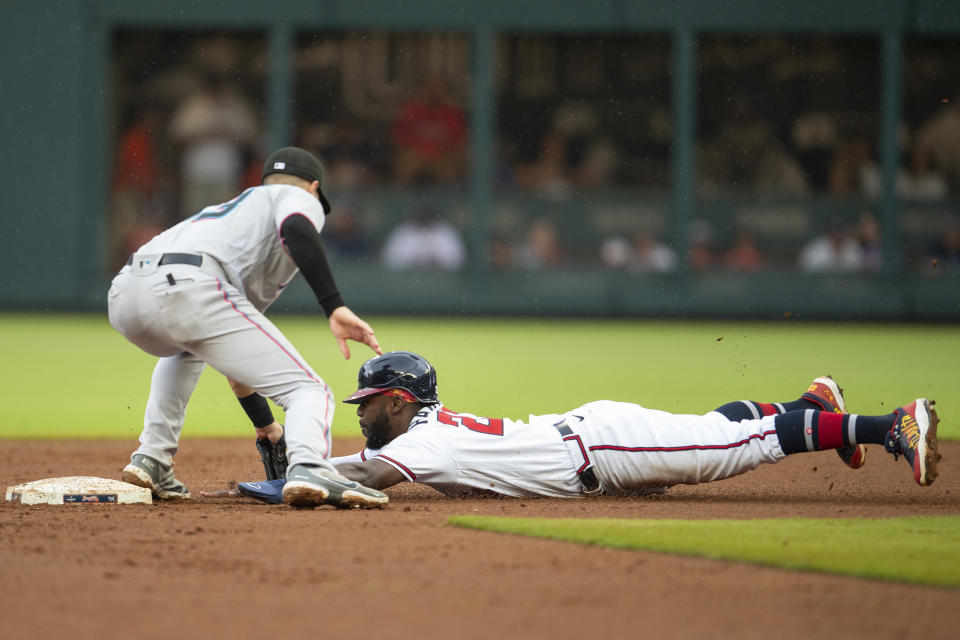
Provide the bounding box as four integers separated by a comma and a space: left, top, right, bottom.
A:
328, 306, 382, 359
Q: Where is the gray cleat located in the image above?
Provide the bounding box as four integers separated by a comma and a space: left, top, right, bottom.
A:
122, 453, 191, 499
282, 464, 388, 509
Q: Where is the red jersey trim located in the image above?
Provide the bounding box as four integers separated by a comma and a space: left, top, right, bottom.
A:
376, 454, 417, 481
589, 429, 777, 453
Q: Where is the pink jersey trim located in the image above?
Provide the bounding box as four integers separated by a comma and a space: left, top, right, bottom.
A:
277, 212, 318, 237
215, 279, 324, 386
321, 388, 333, 458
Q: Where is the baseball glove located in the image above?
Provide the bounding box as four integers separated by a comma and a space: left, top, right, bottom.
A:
256, 434, 288, 481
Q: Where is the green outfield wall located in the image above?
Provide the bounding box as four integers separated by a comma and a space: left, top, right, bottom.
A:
2, 1, 958, 318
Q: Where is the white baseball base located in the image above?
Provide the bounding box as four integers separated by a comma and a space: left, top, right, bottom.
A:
5, 476, 152, 505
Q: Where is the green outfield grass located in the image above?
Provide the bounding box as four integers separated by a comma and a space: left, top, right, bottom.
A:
448, 514, 960, 588
2, 313, 958, 440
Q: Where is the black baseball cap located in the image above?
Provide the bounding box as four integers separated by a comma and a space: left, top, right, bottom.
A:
261, 146, 332, 215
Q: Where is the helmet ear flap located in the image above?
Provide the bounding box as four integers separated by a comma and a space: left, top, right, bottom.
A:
386, 393, 407, 413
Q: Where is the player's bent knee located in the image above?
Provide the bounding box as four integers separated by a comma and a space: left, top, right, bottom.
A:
269, 381, 332, 411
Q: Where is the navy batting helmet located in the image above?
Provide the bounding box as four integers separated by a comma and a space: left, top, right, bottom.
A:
342, 351, 439, 404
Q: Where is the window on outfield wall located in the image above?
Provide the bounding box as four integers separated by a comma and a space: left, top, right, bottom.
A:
697, 35, 880, 198
903, 37, 960, 275
109, 30, 267, 272
493, 33, 672, 270
695, 34, 880, 273
293, 31, 472, 270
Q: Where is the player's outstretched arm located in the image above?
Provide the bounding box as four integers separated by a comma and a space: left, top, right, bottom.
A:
329, 306, 382, 359
335, 458, 404, 490
279, 215, 382, 359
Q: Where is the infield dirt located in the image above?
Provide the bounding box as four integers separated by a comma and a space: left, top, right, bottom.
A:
2, 438, 959, 639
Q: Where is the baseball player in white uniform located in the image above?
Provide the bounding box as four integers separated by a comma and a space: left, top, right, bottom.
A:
214, 350, 940, 503
108, 146, 388, 509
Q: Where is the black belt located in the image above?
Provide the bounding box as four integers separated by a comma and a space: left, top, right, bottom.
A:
554, 423, 601, 494
126, 253, 203, 267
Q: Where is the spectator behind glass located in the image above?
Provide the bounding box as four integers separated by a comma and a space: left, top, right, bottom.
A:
488, 233, 515, 271
723, 228, 768, 272
515, 216, 566, 269
697, 93, 809, 196
856, 211, 884, 273
573, 136, 619, 188
828, 135, 875, 196
381, 207, 466, 271
309, 117, 382, 188
111, 107, 166, 268
169, 72, 259, 217
514, 129, 573, 200
924, 218, 960, 276
324, 206, 370, 264
688, 219, 717, 273
391, 76, 467, 185
855, 139, 948, 202
916, 94, 960, 193
600, 231, 677, 274
900, 142, 948, 201
792, 111, 839, 192
798, 217, 865, 273
514, 103, 617, 197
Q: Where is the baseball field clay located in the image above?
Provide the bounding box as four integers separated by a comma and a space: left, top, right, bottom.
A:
1, 437, 957, 639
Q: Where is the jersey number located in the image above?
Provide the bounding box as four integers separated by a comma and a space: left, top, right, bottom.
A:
436, 408, 504, 436
193, 188, 253, 221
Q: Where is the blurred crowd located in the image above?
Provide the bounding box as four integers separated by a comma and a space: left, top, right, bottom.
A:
109, 32, 960, 276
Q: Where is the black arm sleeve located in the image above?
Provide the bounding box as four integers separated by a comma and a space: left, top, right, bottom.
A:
279, 214, 345, 316
237, 392, 274, 429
